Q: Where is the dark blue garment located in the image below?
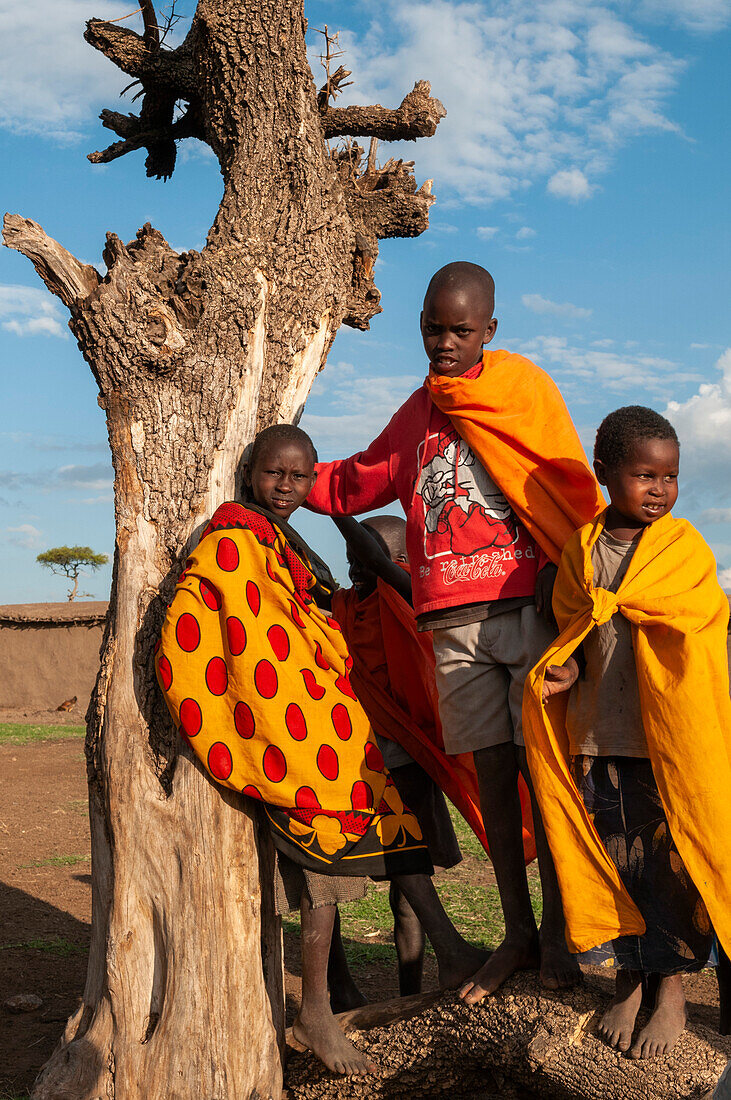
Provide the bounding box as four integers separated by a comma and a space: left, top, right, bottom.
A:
572, 754, 714, 974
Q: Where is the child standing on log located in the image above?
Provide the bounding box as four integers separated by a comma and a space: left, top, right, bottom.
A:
524, 406, 731, 1059
306, 262, 606, 999
156, 424, 487, 1076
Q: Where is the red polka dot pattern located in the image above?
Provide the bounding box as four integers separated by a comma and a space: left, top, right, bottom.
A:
176, 613, 200, 652
180, 697, 202, 737
157, 655, 172, 691
267, 625, 290, 662
285, 703, 307, 741
216, 536, 239, 572
301, 669, 326, 701
234, 701, 256, 738
246, 581, 261, 617
205, 656, 228, 696
295, 785, 321, 809
200, 579, 222, 611
226, 616, 247, 656
154, 638, 161, 654
208, 741, 233, 780
364, 741, 385, 773
243, 784, 263, 800
289, 600, 305, 628
255, 659, 278, 699
314, 642, 330, 671
317, 744, 339, 781
335, 674, 357, 701
351, 780, 373, 812
263, 744, 287, 783
331, 703, 352, 741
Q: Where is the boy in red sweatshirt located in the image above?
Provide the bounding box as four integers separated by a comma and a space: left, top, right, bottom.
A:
307, 262, 605, 999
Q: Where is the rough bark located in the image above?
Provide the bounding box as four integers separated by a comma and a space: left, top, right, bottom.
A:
284, 974, 731, 1100
3, 3, 443, 1098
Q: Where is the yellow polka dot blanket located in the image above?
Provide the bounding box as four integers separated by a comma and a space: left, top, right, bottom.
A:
156, 502, 431, 878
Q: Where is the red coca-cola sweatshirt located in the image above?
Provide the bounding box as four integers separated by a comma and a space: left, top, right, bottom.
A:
307, 367, 546, 619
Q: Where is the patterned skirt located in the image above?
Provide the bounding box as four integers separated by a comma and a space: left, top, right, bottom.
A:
572, 754, 714, 974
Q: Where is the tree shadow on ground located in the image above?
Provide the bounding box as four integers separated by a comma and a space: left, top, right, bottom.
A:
0, 880, 92, 1098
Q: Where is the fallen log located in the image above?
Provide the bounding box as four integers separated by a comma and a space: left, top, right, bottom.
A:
284, 972, 731, 1099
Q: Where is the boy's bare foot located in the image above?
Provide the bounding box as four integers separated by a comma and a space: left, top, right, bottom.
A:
598, 970, 642, 1052
293, 1007, 376, 1076
458, 934, 540, 1004
437, 941, 491, 992
630, 973, 686, 1060
539, 929, 582, 990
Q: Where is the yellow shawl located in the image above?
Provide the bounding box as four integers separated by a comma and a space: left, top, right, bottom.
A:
156, 502, 430, 876
523, 510, 731, 954
426, 350, 606, 564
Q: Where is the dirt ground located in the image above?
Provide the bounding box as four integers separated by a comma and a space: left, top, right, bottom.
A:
0, 730, 723, 1098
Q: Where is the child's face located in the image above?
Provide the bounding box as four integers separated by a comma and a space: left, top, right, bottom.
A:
421, 285, 497, 377
245, 440, 316, 520
595, 438, 679, 530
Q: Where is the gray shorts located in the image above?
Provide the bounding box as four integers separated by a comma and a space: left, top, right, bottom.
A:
431, 604, 555, 754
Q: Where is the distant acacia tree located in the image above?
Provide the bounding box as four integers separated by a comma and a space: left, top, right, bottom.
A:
36, 545, 109, 601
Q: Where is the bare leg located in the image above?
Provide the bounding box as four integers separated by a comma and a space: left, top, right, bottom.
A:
598, 969, 643, 1052
327, 907, 367, 1014
517, 746, 581, 990
718, 942, 731, 1035
391, 873, 489, 991
292, 895, 375, 1075
458, 743, 540, 1003
390, 882, 425, 996
630, 973, 687, 1059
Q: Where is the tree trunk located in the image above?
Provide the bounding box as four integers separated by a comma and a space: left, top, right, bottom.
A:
3, 4, 443, 1097
284, 974, 731, 1100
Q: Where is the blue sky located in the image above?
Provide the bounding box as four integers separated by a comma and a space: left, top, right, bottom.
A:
1, 0, 729, 602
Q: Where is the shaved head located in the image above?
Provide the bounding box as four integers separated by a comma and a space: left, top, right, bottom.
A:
425, 262, 495, 318
362, 515, 407, 562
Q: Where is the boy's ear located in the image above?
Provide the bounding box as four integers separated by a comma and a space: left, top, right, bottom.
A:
242, 462, 252, 486
483, 317, 498, 346
593, 458, 608, 485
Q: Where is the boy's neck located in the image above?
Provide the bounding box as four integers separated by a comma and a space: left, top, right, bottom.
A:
603, 506, 646, 543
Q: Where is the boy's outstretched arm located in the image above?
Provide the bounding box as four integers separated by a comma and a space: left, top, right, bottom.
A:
333, 517, 413, 604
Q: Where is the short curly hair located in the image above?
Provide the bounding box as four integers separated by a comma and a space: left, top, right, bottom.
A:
594, 406, 679, 470
248, 424, 318, 470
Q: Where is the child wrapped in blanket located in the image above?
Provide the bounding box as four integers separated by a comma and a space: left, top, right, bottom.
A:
523, 406, 731, 1059
156, 424, 486, 1076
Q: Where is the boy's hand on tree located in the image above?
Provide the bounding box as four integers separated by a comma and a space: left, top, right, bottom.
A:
535, 562, 558, 623
542, 658, 579, 703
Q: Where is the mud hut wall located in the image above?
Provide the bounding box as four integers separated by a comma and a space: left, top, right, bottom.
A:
0, 605, 107, 710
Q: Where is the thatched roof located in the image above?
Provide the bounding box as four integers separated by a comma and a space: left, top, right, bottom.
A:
0, 601, 109, 625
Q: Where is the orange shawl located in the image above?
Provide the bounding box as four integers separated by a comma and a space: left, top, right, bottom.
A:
523, 511, 731, 954
426, 350, 605, 564
332, 579, 537, 863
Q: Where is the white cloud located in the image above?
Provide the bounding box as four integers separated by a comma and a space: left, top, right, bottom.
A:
547, 168, 595, 201
332, 0, 690, 204
701, 509, 731, 524
516, 226, 537, 239
637, 0, 731, 33
0, 284, 67, 339
665, 349, 731, 483
718, 567, 731, 593
301, 362, 422, 457
521, 334, 704, 399
5, 523, 43, 549
56, 463, 113, 492
476, 226, 499, 240
0, 1, 134, 140
522, 294, 593, 319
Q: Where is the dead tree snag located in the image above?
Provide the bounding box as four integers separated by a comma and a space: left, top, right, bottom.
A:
3, 3, 444, 1098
